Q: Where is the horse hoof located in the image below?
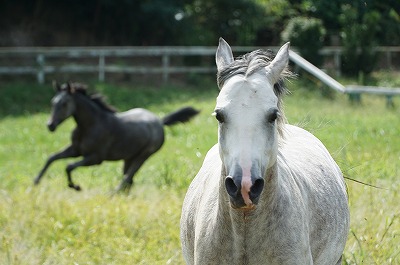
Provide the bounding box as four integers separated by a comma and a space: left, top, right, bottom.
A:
68, 183, 82, 191
116, 184, 132, 194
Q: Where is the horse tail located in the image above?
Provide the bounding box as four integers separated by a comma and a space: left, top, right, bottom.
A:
162, 106, 200, 126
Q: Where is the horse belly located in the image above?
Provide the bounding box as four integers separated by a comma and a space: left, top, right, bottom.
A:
74, 109, 159, 160
308, 188, 349, 264
280, 125, 350, 264
109, 119, 164, 160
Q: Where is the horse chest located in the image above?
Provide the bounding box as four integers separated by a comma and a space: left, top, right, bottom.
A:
194, 211, 311, 265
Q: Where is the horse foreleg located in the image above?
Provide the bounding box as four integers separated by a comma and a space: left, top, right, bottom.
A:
116, 157, 148, 193
34, 146, 79, 185
66, 155, 102, 191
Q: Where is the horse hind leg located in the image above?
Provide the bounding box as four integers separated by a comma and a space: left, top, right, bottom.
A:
116, 156, 148, 193
66, 164, 81, 191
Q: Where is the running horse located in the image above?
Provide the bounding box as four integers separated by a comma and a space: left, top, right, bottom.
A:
34, 82, 199, 192
180, 38, 349, 264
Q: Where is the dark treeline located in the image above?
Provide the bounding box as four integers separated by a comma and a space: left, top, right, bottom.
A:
1, 0, 399, 47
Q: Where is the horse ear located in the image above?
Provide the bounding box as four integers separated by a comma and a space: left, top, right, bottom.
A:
52, 80, 61, 91
265, 42, 290, 84
67, 82, 75, 94
216, 38, 234, 72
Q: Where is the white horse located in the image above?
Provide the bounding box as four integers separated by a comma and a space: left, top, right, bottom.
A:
180, 38, 350, 265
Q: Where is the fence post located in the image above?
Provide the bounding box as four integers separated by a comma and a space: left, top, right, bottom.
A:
36, 54, 45, 84
334, 51, 341, 77
386, 50, 392, 69
162, 54, 170, 83
98, 54, 105, 82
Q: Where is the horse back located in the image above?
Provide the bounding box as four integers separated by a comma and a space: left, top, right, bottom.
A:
107, 108, 164, 157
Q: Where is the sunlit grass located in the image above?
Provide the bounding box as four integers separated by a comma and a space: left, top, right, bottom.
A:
0, 73, 399, 264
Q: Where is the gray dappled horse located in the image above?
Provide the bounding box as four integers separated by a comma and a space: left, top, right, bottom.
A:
180, 39, 349, 264
34, 82, 199, 192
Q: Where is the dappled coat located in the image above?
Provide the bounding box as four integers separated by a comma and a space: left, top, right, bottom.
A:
180, 38, 349, 265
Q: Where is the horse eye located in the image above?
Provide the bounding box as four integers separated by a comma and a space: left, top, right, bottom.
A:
268, 109, 279, 123
213, 111, 225, 123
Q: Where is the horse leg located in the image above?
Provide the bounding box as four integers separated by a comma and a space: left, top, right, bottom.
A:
34, 146, 79, 185
65, 155, 102, 191
116, 156, 148, 193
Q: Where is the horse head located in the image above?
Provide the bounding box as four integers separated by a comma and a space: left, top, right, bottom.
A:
215, 38, 290, 210
47, 82, 77, 132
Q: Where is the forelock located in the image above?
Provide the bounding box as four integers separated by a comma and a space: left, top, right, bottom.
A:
216, 49, 293, 138
217, 50, 275, 89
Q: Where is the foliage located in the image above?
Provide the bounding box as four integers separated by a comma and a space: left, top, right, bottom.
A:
0, 0, 399, 65
377, 6, 400, 45
253, 0, 296, 45
2, 0, 398, 77
339, 3, 381, 77
297, 0, 400, 45
181, 0, 267, 45
297, 0, 347, 35
0, 0, 191, 46
0, 75, 400, 263
281, 16, 326, 66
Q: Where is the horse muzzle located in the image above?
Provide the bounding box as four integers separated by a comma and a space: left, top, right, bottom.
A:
225, 175, 264, 209
47, 120, 58, 132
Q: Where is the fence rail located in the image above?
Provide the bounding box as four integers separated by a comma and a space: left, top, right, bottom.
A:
0, 46, 399, 84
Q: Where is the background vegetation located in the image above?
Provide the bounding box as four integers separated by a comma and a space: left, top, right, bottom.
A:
1, 0, 399, 47
0, 0, 399, 264
0, 72, 399, 264
1, 0, 399, 76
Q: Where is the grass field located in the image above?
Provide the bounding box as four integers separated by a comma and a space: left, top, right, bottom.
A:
0, 73, 399, 264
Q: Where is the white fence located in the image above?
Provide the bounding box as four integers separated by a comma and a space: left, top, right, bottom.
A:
288, 49, 400, 108
0, 46, 399, 84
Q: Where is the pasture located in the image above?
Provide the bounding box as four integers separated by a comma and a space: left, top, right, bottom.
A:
0, 73, 399, 264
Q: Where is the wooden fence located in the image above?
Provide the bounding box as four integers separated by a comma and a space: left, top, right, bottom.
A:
0, 46, 399, 84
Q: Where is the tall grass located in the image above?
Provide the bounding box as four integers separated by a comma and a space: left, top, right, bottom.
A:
0, 73, 399, 264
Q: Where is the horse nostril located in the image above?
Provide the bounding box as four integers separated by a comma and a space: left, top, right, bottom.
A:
250, 178, 264, 198
225, 176, 239, 198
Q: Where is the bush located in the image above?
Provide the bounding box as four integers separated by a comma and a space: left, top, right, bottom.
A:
281, 17, 326, 67
339, 4, 381, 77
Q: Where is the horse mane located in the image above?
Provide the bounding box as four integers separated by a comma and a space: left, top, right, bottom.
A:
61, 82, 118, 113
216, 49, 293, 137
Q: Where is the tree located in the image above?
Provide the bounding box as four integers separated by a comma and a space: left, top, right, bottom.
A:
339, 2, 381, 76
281, 17, 326, 66
182, 0, 267, 45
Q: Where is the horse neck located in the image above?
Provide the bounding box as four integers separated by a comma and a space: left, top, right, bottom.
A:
72, 94, 107, 129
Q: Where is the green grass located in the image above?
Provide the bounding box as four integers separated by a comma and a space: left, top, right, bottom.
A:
0, 73, 399, 264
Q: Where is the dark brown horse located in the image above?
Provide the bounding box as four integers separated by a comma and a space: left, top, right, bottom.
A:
34, 82, 199, 192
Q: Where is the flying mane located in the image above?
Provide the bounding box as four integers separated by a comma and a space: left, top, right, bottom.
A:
216, 49, 293, 137
60, 82, 117, 113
